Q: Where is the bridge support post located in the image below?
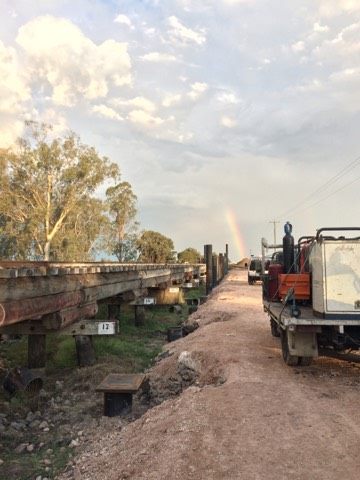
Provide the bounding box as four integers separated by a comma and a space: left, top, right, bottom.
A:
219, 253, 224, 281
75, 335, 96, 367
212, 254, 218, 288
204, 244, 213, 295
225, 244, 229, 274
107, 304, 120, 320
28, 334, 46, 369
135, 306, 145, 327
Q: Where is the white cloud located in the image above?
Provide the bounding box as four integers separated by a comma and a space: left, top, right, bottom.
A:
128, 110, 164, 127
92, 104, 123, 121
0, 121, 24, 148
114, 14, 133, 28
16, 16, 132, 106
221, 115, 237, 128
0, 40, 30, 113
162, 93, 182, 107
216, 91, 239, 104
167, 16, 206, 46
112, 96, 157, 113
313, 22, 329, 33
291, 41, 305, 53
141, 51, 177, 62
318, 0, 360, 17
188, 82, 208, 100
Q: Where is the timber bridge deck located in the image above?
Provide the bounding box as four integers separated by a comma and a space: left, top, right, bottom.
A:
0, 244, 229, 368
0, 261, 206, 329
0, 261, 207, 368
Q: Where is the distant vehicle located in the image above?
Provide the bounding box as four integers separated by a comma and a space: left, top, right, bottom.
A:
248, 257, 262, 284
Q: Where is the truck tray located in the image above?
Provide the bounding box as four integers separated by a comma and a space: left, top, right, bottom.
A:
264, 302, 360, 327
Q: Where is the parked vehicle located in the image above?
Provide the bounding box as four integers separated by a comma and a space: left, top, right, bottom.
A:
248, 257, 262, 284
262, 223, 360, 366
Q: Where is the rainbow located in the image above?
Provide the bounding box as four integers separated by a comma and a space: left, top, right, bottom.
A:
225, 209, 247, 261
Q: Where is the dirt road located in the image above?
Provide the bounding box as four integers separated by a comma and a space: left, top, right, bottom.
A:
61, 269, 360, 480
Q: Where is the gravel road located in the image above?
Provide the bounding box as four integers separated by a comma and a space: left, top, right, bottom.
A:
60, 268, 360, 480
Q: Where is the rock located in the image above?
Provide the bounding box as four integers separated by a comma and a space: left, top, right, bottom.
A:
0, 458, 4, 465
10, 421, 24, 431
46, 448, 53, 455
43, 458, 52, 466
35, 476, 42, 480
15, 443, 28, 454
39, 389, 48, 399
43, 427, 50, 432
38, 442, 45, 449
77, 431, 83, 437
39, 421, 48, 430
26, 411, 35, 423
177, 351, 199, 372
26, 444, 34, 453
55, 380, 64, 391
30, 420, 41, 429
69, 439, 80, 448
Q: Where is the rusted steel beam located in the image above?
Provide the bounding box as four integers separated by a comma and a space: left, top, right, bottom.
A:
0, 290, 85, 327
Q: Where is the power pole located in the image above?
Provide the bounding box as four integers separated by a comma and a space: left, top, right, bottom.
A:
269, 220, 280, 248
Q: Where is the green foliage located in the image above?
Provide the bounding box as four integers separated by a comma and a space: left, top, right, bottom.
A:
0, 121, 120, 260
105, 181, 138, 261
136, 230, 175, 263
178, 247, 201, 263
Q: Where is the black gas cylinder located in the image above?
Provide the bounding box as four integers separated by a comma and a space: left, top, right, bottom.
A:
283, 221, 295, 273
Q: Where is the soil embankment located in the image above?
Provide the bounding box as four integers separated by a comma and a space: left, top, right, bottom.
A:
60, 269, 360, 480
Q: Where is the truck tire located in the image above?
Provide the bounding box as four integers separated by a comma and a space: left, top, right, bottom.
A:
270, 319, 280, 337
280, 329, 299, 366
298, 356, 312, 366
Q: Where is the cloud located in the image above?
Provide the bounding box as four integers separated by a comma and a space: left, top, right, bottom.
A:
112, 96, 157, 113
16, 15, 132, 106
92, 104, 123, 121
188, 82, 208, 100
167, 16, 206, 46
318, 0, 360, 17
291, 40, 305, 52
140, 51, 177, 62
162, 93, 182, 107
221, 115, 237, 128
128, 110, 164, 127
216, 91, 240, 104
313, 22, 329, 33
0, 40, 30, 113
114, 14, 133, 28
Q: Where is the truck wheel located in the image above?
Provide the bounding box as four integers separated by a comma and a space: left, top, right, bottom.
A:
280, 329, 299, 366
270, 319, 280, 337
298, 356, 312, 366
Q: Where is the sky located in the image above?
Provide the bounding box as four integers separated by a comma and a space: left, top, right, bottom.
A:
0, 0, 360, 261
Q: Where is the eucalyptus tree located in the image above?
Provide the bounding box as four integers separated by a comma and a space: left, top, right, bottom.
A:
136, 230, 175, 263
0, 122, 120, 260
106, 181, 138, 261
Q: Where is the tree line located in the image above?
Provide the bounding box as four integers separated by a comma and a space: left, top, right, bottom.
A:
0, 122, 201, 264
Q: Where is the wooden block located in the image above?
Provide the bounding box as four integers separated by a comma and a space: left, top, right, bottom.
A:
96, 373, 145, 394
